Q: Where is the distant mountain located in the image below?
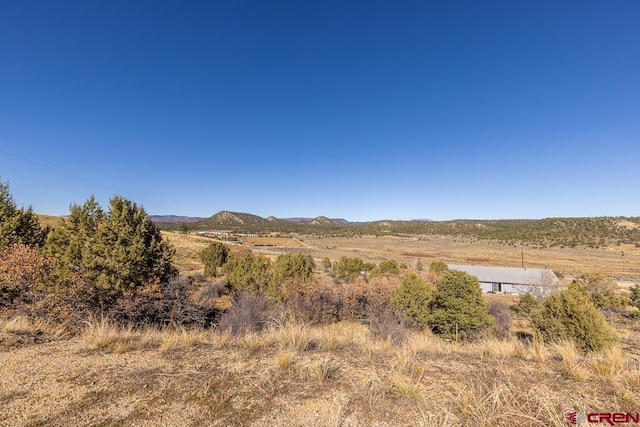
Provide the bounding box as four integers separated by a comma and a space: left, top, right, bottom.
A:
309, 216, 350, 226
154, 211, 640, 249
150, 215, 206, 224
280, 217, 314, 223
210, 211, 270, 225
189, 211, 277, 229
282, 216, 350, 225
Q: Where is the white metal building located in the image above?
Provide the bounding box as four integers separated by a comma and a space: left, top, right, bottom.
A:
447, 264, 559, 295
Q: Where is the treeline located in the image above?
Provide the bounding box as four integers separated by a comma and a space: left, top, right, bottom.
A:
163, 215, 640, 249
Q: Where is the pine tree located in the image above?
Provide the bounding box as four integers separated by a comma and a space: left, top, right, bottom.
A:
44, 196, 176, 305
389, 273, 433, 329
268, 253, 315, 298
430, 270, 494, 340
332, 256, 365, 281
531, 286, 618, 353
223, 253, 271, 294
0, 180, 47, 249
200, 242, 230, 277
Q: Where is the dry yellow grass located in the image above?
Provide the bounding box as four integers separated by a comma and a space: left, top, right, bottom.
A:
0, 316, 66, 346
2, 318, 638, 426
160, 231, 214, 274
35, 213, 64, 229
271, 234, 640, 282
164, 230, 640, 282
242, 236, 307, 248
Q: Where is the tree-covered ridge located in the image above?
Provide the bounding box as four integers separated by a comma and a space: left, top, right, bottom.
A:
160, 211, 640, 248
467, 217, 640, 248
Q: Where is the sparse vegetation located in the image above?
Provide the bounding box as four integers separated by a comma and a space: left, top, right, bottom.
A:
160, 210, 640, 250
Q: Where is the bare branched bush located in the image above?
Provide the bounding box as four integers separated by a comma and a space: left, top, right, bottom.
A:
218, 292, 274, 335
487, 298, 512, 339
281, 276, 399, 325
12, 271, 97, 334
111, 276, 214, 328
281, 281, 342, 324
194, 280, 228, 300
369, 305, 408, 345
0, 244, 50, 308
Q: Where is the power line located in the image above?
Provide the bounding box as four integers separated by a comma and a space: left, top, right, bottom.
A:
0, 148, 114, 193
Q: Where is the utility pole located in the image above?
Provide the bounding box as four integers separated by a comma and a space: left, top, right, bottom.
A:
521, 250, 524, 269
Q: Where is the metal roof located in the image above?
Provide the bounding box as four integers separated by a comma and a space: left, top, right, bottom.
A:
447, 264, 558, 286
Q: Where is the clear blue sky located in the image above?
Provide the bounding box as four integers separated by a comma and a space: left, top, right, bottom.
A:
1, 1, 638, 221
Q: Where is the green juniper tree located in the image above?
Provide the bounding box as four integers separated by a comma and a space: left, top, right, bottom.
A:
44, 196, 176, 305
370, 259, 400, 277
430, 270, 494, 340
223, 252, 271, 294
389, 273, 433, 329
429, 260, 449, 277
269, 253, 314, 298
332, 256, 365, 281
569, 273, 627, 309
200, 242, 230, 277
0, 180, 48, 249
531, 285, 618, 353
